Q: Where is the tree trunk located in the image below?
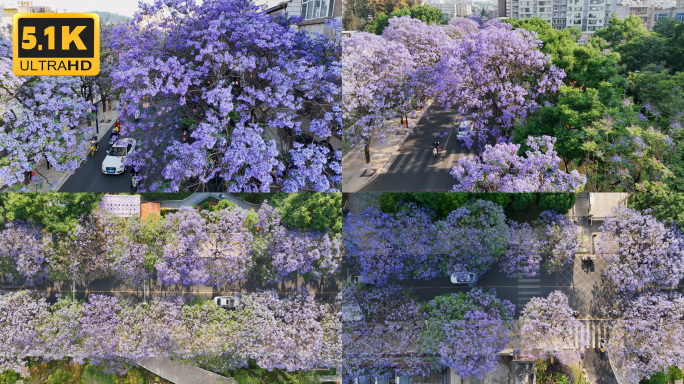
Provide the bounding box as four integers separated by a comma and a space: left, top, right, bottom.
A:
364, 138, 371, 171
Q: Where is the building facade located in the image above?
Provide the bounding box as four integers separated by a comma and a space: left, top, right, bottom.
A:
2, 0, 57, 26
506, 0, 608, 31
261, 0, 343, 34
652, 5, 684, 22
426, 1, 474, 20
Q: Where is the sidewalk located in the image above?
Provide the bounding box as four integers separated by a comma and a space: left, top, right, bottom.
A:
342, 100, 433, 193
138, 357, 236, 384
25, 106, 120, 192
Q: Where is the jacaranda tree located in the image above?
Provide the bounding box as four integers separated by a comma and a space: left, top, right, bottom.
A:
519, 291, 588, 365
342, 31, 414, 167
0, 32, 94, 190
341, 284, 431, 383
421, 288, 515, 378
450, 136, 587, 192
598, 207, 684, 292
111, 0, 341, 192
606, 292, 684, 383
432, 20, 565, 147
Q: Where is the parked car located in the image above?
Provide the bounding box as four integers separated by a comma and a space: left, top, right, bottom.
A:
214, 295, 241, 309
101, 138, 136, 175
450, 272, 476, 284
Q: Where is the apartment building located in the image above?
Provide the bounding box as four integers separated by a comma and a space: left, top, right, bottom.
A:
426, 0, 474, 20
260, 0, 342, 34
2, 0, 57, 26
652, 5, 684, 22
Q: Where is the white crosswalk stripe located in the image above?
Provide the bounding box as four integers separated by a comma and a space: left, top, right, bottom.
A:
517, 278, 541, 307
576, 320, 612, 349
384, 150, 461, 174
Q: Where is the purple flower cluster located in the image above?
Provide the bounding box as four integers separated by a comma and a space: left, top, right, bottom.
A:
341, 284, 431, 382
451, 136, 587, 192
537, 210, 581, 272
499, 221, 541, 278
0, 222, 48, 286
344, 200, 508, 285
256, 204, 341, 282
519, 291, 587, 365
0, 289, 339, 374
421, 288, 515, 378
0, 33, 94, 190
344, 16, 565, 165
598, 207, 684, 292
606, 292, 684, 382
110, 0, 340, 192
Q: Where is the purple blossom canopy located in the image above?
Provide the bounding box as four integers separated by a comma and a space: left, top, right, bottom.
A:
607, 292, 684, 382
450, 136, 587, 192
422, 288, 515, 378
110, 0, 341, 192
598, 207, 684, 292
519, 291, 588, 365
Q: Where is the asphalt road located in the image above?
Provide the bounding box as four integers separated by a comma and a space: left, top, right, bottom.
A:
58, 124, 135, 192
583, 349, 618, 384
1, 275, 341, 304
395, 265, 560, 317
360, 106, 476, 192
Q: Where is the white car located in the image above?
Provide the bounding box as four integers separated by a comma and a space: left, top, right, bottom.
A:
450, 272, 476, 284
214, 295, 241, 309
101, 138, 136, 175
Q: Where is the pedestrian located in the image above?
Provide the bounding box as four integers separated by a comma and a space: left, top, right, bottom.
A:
108, 99, 112, 111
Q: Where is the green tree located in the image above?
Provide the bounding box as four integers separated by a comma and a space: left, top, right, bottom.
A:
268, 193, 342, 234
371, 7, 411, 34
594, 14, 649, 48
628, 192, 684, 227
410, 4, 442, 24
0, 193, 102, 233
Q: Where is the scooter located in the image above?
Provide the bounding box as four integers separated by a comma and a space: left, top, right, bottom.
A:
109, 131, 119, 145
131, 171, 139, 189
88, 138, 98, 157
182, 129, 188, 143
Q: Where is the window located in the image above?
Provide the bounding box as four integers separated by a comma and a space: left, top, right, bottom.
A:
654, 13, 668, 21
676, 13, 684, 20
301, 0, 334, 20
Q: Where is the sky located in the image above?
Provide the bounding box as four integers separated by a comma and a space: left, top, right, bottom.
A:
5, 0, 155, 17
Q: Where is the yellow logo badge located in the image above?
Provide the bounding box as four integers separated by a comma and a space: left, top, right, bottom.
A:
12, 13, 100, 76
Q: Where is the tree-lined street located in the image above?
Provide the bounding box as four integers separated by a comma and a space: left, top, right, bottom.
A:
342, 192, 684, 384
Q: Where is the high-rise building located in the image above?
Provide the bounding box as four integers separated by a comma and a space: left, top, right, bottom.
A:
426, 0, 474, 20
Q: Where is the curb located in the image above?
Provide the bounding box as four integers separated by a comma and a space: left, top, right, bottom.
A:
346, 100, 434, 193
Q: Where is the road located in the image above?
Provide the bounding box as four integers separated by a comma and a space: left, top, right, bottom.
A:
58, 124, 135, 192
397, 266, 560, 317
0, 275, 341, 304
360, 106, 476, 192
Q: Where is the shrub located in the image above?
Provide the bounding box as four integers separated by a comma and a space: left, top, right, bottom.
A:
0, 370, 19, 384
81, 364, 116, 384
47, 368, 70, 384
